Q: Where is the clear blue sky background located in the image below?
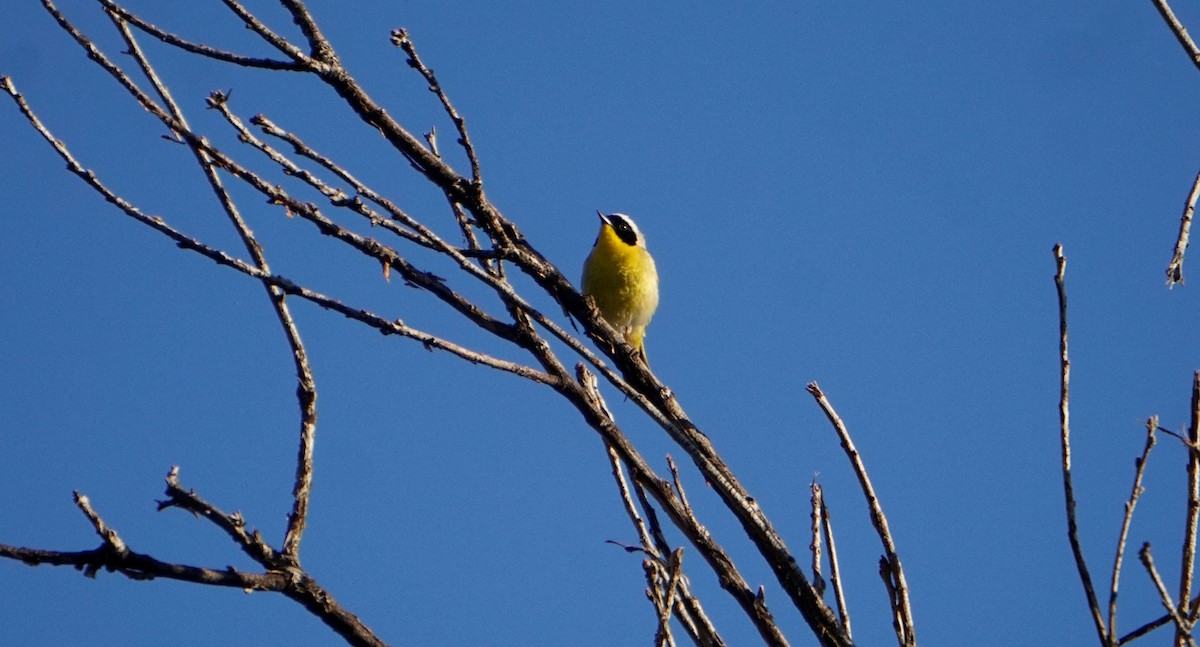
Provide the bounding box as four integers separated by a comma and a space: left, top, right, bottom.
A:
3, 2, 1200, 645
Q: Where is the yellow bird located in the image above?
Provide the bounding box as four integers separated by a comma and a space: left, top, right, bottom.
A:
581, 211, 660, 361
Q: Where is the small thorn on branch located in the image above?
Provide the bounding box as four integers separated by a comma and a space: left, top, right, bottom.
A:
425, 127, 439, 157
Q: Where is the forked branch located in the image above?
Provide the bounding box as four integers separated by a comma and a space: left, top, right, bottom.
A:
2, 2, 883, 645
806, 383, 913, 647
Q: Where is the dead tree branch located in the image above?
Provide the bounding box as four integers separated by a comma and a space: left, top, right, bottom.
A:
1140, 543, 1198, 647
1054, 244, 1109, 644
0, 2, 892, 645
1108, 419, 1159, 641
1181, 372, 1200, 645
806, 383, 913, 646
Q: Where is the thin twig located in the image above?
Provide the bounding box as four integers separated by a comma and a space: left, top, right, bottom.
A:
73, 492, 128, 561
810, 480, 826, 597
632, 480, 677, 580
391, 28, 483, 185
446, 196, 494, 274
666, 455, 693, 517
1120, 613, 1174, 644
806, 382, 913, 646
1120, 592, 1200, 644
646, 561, 677, 647
217, 0, 313, 65
1109, 418, 1159, 640
1150, 0, 1200, 73
1054, 244, 1109, 644
606, 446, 659, 559
1156, 426, 1200, 461
0, 540, 284, 588
1140, 543, 1198, 647
100, 0, 303, 70
1181, 372, 1200, 640
821, 495, 852, 638
1167, 168, 1199, 286
159, 467, 282, 568
656, 548, 686, 647
878, 557, 902, 641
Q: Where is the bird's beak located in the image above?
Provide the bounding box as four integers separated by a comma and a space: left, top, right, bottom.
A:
596, 210, 611, 226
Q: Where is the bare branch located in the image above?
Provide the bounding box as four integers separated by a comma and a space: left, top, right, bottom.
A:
1120, 593, 1200, 644
1120, 613, 1175, 644
100, 0, 304, 70
1167, 167, 1199, 286
821, 493, 852, 638
40, 0, 168, 115
72, 492, 128, 563
666, 456, 693, 517
644, 548, 686, 647
878, 557, 903, 643
1181, 372, 1200, 641
1140, 543, 1198, 647
1149, 0, 1200, 73
607, 446, 658, 556
159, 467, 283, 568
1109, 418, 1159, 640
809, 480, 826, 597
217, 0, 314, 65
391, 28, 484, 185
157, 468, 386, 646
215, 102, 436, 250
278, 0, 339, 63
1053, 243, 1109, 644
806, 382, 913, 646
0, 541, 285, 589
4, 486, 386, 647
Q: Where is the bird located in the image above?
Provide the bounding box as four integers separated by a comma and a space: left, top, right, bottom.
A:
581, 211, 660, 362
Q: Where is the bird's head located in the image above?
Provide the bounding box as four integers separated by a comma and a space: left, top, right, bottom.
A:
597, 211, 645, 248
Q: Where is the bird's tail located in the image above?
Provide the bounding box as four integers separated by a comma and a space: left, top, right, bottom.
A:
629, 327, 649, 366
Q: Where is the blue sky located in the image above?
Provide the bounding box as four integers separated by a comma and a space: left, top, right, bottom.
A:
3, 1, 1200, 645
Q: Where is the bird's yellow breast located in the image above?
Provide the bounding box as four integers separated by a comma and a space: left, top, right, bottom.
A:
581, 224, 659, 349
